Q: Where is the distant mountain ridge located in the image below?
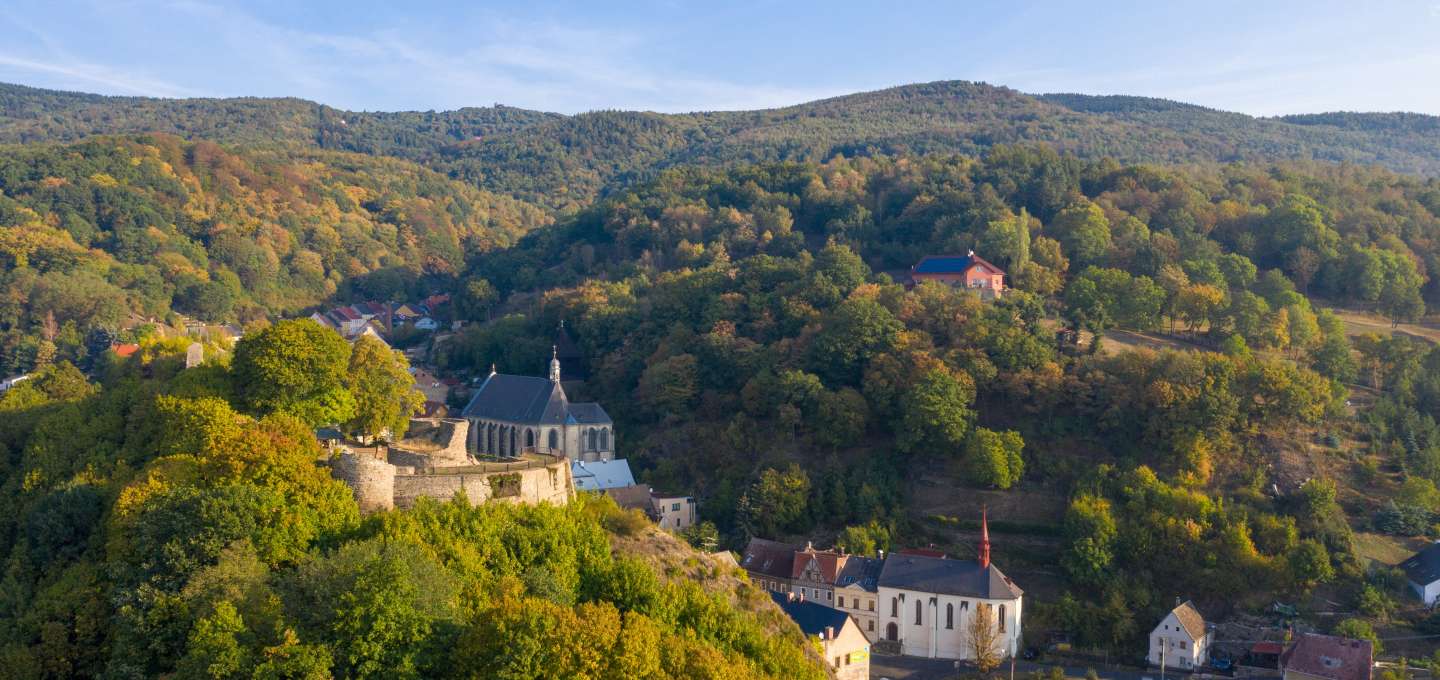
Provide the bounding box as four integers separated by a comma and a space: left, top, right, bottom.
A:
3, 80, 1438, 211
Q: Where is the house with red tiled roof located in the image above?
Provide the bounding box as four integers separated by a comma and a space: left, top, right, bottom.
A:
113, 343, 140, 358
908, 251, 1006, 299
1281, 634, 1372, 680
792, 543, 849, 606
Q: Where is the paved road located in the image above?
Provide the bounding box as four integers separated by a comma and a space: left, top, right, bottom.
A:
869, 656, 1266, 680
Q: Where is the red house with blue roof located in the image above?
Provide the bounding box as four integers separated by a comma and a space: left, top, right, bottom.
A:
908, 250, 1006, 299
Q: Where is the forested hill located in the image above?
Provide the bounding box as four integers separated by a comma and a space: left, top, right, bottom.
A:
0, 82, 558, 155
0, 133, 551, 370
5, 80, 1440, 212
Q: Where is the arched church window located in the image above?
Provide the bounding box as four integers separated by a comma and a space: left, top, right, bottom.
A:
510, 428, 517, 454
600, 428, 610, 450
525, 429, 535, 449
548, 429, 559, 451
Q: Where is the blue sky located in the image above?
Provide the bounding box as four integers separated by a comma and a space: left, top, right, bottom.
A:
1, 0, 1438, 115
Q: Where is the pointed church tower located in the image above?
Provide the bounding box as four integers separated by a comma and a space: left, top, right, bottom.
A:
978, 507, 991, 569
549, 345, 561, 382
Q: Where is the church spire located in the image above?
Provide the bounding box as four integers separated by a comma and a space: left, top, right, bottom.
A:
549, 345, 561, 382
978, 507, 991, 569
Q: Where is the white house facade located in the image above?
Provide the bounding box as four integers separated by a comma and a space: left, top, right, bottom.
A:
1148, 601, 1210, 670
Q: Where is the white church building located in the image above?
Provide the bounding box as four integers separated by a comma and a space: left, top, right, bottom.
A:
876, 513, 1024, 660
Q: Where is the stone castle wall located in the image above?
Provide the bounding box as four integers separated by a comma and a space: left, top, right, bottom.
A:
332, 439, 572, 513
391, 418, 472, 468
391, 460, 572, 509
332, 452, 396, 513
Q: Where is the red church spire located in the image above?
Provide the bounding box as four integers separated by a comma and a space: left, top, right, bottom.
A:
978, 507, 991, 569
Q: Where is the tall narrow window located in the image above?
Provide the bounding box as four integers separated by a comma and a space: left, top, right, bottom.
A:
600, 428, 610, 450
998, 604, 1006, 632
946, 603, 954, 629
891, 598, 898, 617
548, 429, 559, 450
914, 600, 922, 625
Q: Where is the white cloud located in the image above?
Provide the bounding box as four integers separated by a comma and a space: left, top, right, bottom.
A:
0, 53, 197, 97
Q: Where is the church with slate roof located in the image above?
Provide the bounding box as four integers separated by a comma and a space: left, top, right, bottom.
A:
461, 349, 614, 462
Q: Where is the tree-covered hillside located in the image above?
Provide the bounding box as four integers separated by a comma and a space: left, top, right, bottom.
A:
0, 133, 550, 372
0, 331, 823, 679
439, 147, 1440, 655
4, 81, 1440, 213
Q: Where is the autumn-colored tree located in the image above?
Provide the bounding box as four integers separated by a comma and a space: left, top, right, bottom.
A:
345, 334, 424, 440
969, 602, 1003, 673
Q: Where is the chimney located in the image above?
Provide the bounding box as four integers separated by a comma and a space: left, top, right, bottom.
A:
824, 626, 835, 641
978, 507, 991, 569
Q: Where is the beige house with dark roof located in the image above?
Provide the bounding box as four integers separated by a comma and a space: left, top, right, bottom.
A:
1149, 600, 1210, 670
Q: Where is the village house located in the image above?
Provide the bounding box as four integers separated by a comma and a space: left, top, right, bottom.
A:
650, 492, 698, 531
834, 555, 883, 640
741, 538, 800, 593
1399, 542, 1440, 606
907, 251, 1006, 299
876, 513, 1023, 660
1149, 600, 1211, 670
1280, 634, 1373, 680
460, 350, 614, 462
771, 592, 870, 680
603, 485, 698, 533
792, 542, 848, 605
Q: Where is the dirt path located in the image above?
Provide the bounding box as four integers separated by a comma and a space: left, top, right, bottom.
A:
1332, 309, 1440, 345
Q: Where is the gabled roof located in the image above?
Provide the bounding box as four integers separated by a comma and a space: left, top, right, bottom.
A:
912, 253, 1005, 276
1280, 634, 1372, 680
835, 556, 883, 593
461, 373, 568, 424
604, 484, 652, 511
566, 402, 612, 424
572, 459, 636, 491
1400, 542, 1440, 585
770, 592, 853, 638
741, 538, 800, 580
792, 548, 847, 583
878, 554, 1022, 600
1158, 600, 1207, 640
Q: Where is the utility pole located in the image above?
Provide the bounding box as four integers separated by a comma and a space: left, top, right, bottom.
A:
1160, 636, 1166, 680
